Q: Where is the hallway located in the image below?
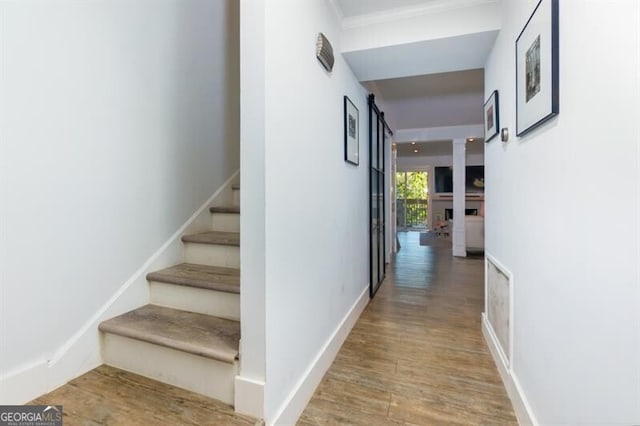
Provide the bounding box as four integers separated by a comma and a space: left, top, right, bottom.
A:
299, 231, 516, 425
30, 232, 516, 425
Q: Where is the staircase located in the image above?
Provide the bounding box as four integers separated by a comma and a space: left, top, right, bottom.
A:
99, 184, 241, 405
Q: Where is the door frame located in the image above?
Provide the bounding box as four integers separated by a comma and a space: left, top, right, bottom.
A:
368, 94, 393, 298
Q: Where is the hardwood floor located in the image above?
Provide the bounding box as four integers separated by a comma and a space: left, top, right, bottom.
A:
31, 231, 514, 425
299, 231, 516, 425
31, 365, 258, 425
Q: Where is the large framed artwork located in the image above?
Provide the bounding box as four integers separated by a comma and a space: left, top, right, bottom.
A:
516, 0, 559, 136
344, 96, 359, 165
484, 90, 499, 143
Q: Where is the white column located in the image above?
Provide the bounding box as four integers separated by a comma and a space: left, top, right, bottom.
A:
452, 139, 466, 257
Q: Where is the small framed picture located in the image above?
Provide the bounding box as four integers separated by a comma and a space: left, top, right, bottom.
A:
344, 96, 359, 165
484, 90, 499, 143
516, 0, 559, 136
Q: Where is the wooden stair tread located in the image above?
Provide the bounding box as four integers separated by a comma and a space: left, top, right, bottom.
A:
99, 305, 239, 363
182, 231, 239, 246
147, 263, 239, 293
209, 206, 240, 214
231, 184, 240, 190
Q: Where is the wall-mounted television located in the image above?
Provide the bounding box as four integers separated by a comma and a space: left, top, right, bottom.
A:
434, 166, 484, 193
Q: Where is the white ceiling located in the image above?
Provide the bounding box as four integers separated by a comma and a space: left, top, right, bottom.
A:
336, 0, 443, 18
342, 30, 497, 82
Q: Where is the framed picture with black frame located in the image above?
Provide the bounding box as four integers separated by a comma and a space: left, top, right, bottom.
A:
516, 0, 559, 136
484, 90, 499, 142
344, 96, 359, 165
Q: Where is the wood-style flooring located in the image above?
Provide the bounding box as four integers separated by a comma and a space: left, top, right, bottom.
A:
299, 231, 516, 425
31, 231, 515, 425
31, 365, 258, 425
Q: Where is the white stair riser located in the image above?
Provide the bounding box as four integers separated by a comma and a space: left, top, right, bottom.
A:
101, 334, 237, 404
149, 282, 240, 321
232, 188, 240, 207
211, 213, 240, 233
183, 243, 240, 268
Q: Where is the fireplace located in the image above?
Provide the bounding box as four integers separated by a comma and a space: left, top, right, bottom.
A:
444, 208, 478, 220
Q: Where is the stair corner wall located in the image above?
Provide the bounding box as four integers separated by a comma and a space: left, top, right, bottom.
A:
0, 171, 240, 405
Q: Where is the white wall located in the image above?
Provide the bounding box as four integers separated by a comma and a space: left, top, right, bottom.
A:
387, 92, 484, 129
484, 0, 640, 423
0, 0, 239, 393
237, 0, 267, 416
238, 0, 370, 422
263, 0, 370, 417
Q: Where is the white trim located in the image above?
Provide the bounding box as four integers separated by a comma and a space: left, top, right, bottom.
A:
395, 124, 484, 143
342, 0, 498, 29
268, 286, 370, 426
484, 253, 489, 323
482, 313, 509, 375
509, 264, 515, 371
482, 315, 538, 426
102, 334, 237, 404
0, 359, 61, 406
50, 169, 239, 364
0, 171, 239, 405
485, 253, 515, 366
234, 376, 265, 419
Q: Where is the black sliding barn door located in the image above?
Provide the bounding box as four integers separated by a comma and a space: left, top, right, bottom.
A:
369, 94, 392, 298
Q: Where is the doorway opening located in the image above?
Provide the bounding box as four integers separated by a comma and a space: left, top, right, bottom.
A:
396, 171, 429, 231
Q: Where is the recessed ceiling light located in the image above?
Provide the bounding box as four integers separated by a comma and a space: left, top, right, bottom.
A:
467, 138, 475, 143
413, 149, 418, 153
411, 141, 416, 145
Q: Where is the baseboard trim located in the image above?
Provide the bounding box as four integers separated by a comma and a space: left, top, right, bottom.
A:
268, 285, 370, 426
0, 171, 239, 405
0, 358, 94, 406
482, 314, 538, 426
234, 376, 265, 419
